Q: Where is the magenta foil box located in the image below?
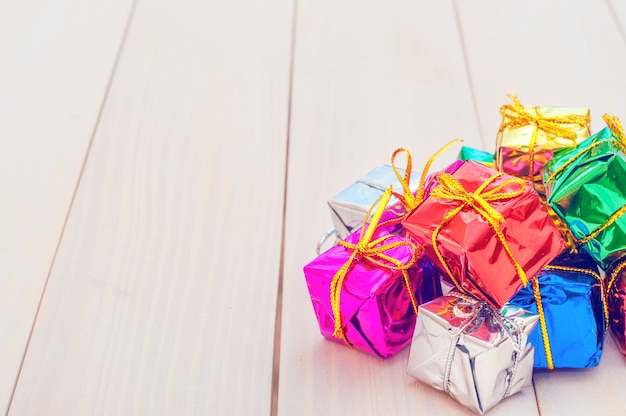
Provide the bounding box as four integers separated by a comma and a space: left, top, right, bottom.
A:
303, 228, 441, 359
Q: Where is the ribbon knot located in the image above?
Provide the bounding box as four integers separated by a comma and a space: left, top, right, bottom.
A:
429, 172, 529, 293
499, 94, 589, 181
329, 187, 421, 345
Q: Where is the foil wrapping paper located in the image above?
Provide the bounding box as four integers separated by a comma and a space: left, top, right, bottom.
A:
403, 160, 565, 309
509, 252, 605, 368
544, 126, 626, 270
496, 105, 590, 193
303, 227, 442, 358
407, 290, 538, 414
457, 146, 494, 167
328, 165, 414, 239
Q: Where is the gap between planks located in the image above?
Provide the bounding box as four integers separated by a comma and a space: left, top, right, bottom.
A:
4, 1, 139, 414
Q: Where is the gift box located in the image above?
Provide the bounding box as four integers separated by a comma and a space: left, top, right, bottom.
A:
328, 163, 415, 240
402, 160, 565, 309
305, 188, 442, 358
606, 257, 626, 358
543, 115, 626, 270
496, 94, 590, 192
328, 144, 463, 241
457, 145, 494, 167
407, 290, 538, 414
508, 252, 607, 369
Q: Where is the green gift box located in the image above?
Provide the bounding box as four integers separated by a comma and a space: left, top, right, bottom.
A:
543, 115, 626, 270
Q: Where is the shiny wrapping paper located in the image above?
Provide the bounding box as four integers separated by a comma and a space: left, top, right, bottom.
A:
508, 252, 606, 369
407, 290, 538, 415
495, 101, 590, 193
457, 146, 494, 167
328, 164, 414, 239
606, 260, 626, 358
402, 160, 566, 309
543, 125, 626, 270
303, 227, 442, 358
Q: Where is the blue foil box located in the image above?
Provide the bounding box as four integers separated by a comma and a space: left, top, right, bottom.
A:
508, 252, 606, 369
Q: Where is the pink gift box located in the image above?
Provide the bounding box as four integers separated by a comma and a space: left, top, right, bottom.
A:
303, 227, 441, 358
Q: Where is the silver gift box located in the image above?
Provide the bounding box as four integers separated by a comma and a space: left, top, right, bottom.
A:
407, 291, 538, 414
328, 165, 414, 240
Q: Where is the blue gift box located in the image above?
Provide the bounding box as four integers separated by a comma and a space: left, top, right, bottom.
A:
508, 252, 607, 369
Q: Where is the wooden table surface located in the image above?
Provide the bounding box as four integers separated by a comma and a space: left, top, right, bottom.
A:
2, 1, 626, 414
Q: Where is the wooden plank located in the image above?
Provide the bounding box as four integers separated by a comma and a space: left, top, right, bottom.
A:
8, 0, 293, 414
606, 0, 626, 42
456, 0, 626, 139
277, 1, 538, 415
456, 0, 626, 414
0, 0, 133, 411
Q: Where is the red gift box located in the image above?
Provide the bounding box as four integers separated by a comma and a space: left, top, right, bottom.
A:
402, 160, 565, 308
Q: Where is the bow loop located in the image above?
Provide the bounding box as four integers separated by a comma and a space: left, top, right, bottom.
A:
390, 140, 463, 215
603, 114, 626, 146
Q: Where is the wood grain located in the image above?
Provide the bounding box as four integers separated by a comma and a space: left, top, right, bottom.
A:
456, 0, 626, 139
456, 0, 626, 414
276, 1, 537, 415
8, 0, 293, 414
0, 0, 133, 411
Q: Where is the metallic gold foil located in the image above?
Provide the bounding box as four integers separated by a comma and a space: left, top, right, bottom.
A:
496, 99, 590, 194
407, 290, 538, 414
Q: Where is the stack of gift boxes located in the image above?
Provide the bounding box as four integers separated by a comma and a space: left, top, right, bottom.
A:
303, 94, 626, 414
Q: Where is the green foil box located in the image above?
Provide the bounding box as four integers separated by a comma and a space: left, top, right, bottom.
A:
544, 126, 626, 270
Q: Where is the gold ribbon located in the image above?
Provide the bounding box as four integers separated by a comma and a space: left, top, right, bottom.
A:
531, 264, 607, 370
429, 172, 528, 293
389, 140, 463, 217
329, 187, 421, 346
499, 94, 589, 181
545, 114, 626, 245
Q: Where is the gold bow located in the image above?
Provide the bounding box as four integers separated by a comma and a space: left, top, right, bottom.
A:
329, 187, 421, 346
499, 94, 589, 181
389, 140, 463, 216
429, 172, 528, 292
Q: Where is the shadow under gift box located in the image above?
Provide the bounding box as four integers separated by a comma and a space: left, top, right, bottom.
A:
402, 160, 565, 309
303, 227, 442, 359
407, 290, 538, 415
543, 121, 626, 271
508, 251, 606, 369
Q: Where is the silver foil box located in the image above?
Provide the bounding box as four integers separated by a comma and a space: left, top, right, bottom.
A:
328, 165, 413, 239
407, 291, 538, 414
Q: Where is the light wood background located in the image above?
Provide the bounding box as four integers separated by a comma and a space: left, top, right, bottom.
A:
1, 0, 626, 415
